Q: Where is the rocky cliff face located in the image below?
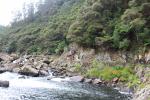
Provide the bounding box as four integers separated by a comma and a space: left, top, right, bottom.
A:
51, 43, 135, 69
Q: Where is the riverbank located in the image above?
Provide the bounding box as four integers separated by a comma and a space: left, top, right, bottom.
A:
0, 44, 150, 100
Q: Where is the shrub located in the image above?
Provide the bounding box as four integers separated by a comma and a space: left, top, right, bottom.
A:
55, 41, 67, 55
127, 75, 140, 88
27, 45, 42, 54
92, 2, 103, 12
86, 60, 105, 78
130, 18, 145, 30
121, 8, 141, 22
74, 63, 82, 72
119, 39, 130, 49
113, 22, 131, 49
6, 41, 17, 54
86, 61, 140, 85
86, 67, 101, 78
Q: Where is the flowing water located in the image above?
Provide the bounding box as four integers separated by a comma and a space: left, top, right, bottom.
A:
0, 72, 131, 100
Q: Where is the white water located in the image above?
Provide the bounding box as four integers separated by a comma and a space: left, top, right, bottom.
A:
0, 72, 130, 100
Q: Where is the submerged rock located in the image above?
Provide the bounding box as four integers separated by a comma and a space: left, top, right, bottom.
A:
18, 76, 26, 79
0, 80, 9, 88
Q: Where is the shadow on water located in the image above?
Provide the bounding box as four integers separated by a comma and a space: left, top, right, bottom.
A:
0, 72, 131, 100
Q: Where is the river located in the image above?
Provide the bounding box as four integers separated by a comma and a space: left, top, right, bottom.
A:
0, 72, 131, 100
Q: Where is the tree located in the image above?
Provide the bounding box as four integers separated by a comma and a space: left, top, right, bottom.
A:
22, 3, 27, 20
27, 3, 35, 22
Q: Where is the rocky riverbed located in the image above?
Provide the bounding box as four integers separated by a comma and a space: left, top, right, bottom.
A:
0, 52, 150, 100
0, 53, 121, 87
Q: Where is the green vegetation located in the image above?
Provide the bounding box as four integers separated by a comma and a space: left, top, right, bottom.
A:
0, 0, 85, 54
0, 0, 149, 54
86, 60, 140, 87
74, 63, 82, 72
0, 26, 7, 40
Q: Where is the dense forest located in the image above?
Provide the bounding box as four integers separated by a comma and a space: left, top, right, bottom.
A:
0, 0, 149, 54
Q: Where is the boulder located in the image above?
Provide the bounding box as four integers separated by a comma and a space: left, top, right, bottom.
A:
0, 80, 9, 88
92, 79, 102, 85
10, 54, 19, 61
84, 78, 92, 83
18, 76, 26, 79
3, 63, 19, 69
112, 77, 119, 83
70, 76, 84, 82
0, 53, 14, 62
12, 67, 21, 73
19, 65, 39, 77
39, 70, 49, 76
0, 63, 19, 73
43, 58, 51, 65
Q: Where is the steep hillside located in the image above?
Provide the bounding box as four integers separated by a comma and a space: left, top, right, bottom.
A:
0, 0, 85, 54
0, 0, 149, 55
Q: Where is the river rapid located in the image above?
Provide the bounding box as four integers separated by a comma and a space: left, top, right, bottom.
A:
0, 72, 131, 100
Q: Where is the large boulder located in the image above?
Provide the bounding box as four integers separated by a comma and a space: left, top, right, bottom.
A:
70, 76, 84, 82
0, 80, 9, 88
0, 53, 14, 62
10, 54, 19, 61
0, 63, 19, 73
19, 65, 39, 77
